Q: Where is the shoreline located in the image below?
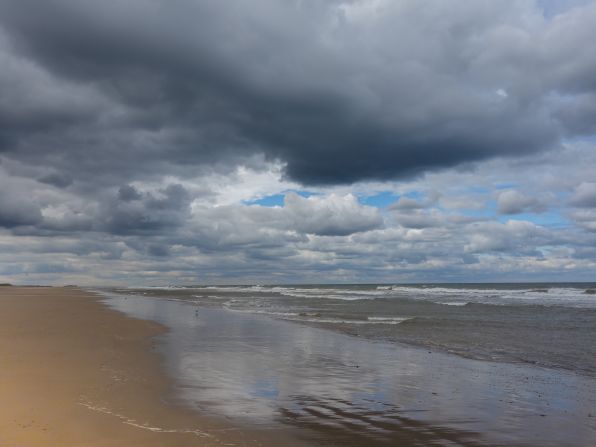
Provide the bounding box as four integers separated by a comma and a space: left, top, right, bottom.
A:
0, 286, 306, 446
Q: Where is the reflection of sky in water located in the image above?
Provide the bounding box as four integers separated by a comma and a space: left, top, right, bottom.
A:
102, 293, 596, 446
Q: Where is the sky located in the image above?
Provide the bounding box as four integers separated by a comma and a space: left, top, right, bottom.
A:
1, 0, 596, 285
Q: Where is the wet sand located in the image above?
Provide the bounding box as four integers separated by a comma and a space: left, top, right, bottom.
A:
0, 287, 306, 447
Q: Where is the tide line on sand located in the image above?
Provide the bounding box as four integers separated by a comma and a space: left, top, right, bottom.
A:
77, 399, 216, 439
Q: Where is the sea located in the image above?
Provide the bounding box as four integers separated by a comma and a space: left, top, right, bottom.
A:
95, 283, 596, 446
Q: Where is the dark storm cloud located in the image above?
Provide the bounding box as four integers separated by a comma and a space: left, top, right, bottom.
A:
118, 185, 142, 202
104, 183, 193, 235
0, 193, 42, 227
38, 172, 73, 188
0, 0, 594, 186
555, 94, 596, 135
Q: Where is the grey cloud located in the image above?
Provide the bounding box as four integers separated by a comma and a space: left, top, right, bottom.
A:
390, 194, 443, 229
0, 1, 594, 187
145, 184, 191, 211
569, 209, 596, 232
41, 211, 94, 232
389, 197, 426, 211
464, 220, 549, 254
38, 172, 73, 188
0, 263, 25, 275
0, 30, 108, 148
0, 190, 42, 227
28, 262, 82, 274
538, 0, 593, 16
556, 93, 596, 135
497, 190, 546, 215
394, 211, 441, 229
118, 184, 142, 202
147, 244, 170, 257
572, 245, 596, 259
570, 182, 596, 207
105, 184, 192, 235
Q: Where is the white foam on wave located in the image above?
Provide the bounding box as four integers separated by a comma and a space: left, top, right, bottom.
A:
277, 288, 390, 300
222, 304, 412, 325
367, 316, 412, 322
389, 286, 596, 308
436, 301, 469, 306
272, 285, 596, 307
200, 285, 266, 293
191, 294, 227, 300
253, 310, 300, 317
216, 284, 595, 307
121, 283, 596, 309
284, 316, 413, 325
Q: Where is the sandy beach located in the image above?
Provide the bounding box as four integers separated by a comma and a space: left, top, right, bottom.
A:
0, 287, 304, 447
2, 286, 595, 446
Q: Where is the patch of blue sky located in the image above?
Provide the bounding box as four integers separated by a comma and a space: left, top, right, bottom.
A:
359, 191, 400, 208
243, 190, 316, 207
358, 190, 431, 209
403, 190, 425, 199
244, 193, 285, 207
498, 211, 569, 228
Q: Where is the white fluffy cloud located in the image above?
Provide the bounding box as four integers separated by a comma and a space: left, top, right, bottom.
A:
283, 193, 382, 236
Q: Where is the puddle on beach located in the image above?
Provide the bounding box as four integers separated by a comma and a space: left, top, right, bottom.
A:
101, 292, 596, 446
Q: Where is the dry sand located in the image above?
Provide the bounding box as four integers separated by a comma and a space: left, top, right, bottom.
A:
0, 287, 305, 447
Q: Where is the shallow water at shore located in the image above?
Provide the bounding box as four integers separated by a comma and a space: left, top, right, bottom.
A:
99, 290, 596, 446
112, 283, 596, 375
